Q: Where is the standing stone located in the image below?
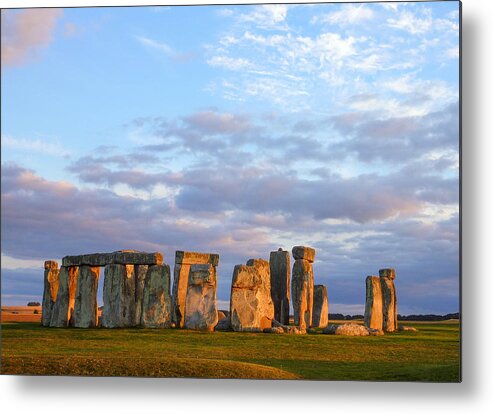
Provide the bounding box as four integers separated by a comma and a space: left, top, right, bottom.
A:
230, 258, 274, 332
269, 248, 290, 325
42, 261, 60, 327
291, 246, 315, 329
184, 264, 218, 331
172, 251, 219, 328
141, 264, 172, 328
134, 264, 148, 325
73, 266, 100, 328
312, 284, 328, 328
380, 268, 398, 332
101, 264, 136, 328
364, 276, 383, 330
50, 266, 79, 327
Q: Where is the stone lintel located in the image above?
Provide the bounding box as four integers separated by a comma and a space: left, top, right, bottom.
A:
175, 251, 219, 266
292, 246, 316, 263
62, 251, 163, 267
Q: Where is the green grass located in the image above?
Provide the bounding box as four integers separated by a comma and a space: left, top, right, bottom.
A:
0, 322, 460, 381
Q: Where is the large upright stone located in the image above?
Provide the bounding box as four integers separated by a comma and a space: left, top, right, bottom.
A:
141, 264, 173, 328
291, 246, 315, 329
62, 250, 163, 267
172, 250, 219, 328
380, 268, 398, 332
269, 248, 290, 325
312, 284, 328, 328
134, 264, 148, 325
184, 264, 218, 331
364, 276, 383, 330
42, 260, 60, 327
101, 264, 136, 328
73, 266, 100, 328
230, 258, 274, 332
50, 266, 78, 327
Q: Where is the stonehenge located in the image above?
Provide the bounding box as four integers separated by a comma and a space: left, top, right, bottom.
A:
269, 248, 290, 325
184, 264, 218, 331
312, 285, 329, 328
172, 251, 219, 328
41, 260, 60, 327
364, 268, 398, 332
141, 264, 172, 328
230, 258, 274, 332
291, 246, 315, 329
41, 246, 398, 336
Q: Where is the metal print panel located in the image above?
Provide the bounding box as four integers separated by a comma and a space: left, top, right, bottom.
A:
1, 0, 461, 381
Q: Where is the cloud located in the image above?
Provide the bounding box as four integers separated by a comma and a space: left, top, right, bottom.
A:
1, 8, 63, 68
1, 134, 72, 157
387, 8, 432, 35
206, 55, 254, 71
313, 4, 375, 26
237, 5, 289, 30
137, 35, 194, 63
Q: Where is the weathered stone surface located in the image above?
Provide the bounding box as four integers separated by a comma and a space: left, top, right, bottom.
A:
134, 264, 148, 325
141, 264, 172, 328
269, 248, 290, 325
292, 246, 316, 263
312, 284, 328, 328
217, 310, 227, 321
323, 323, 370, 336
184, 264, 218, 331
291, 259, 314, 329
271, 319, 306, 334
101, 264, 136, 328
380, 274, 398, 332
398, 325, 417, 332
264, 326, 285, 334
50, 266, 78, 327
230, 259, 274, 332
42, 261, 60, 327
175, 250, 220, 266
172, 250, 219, 328
214, 317, 231, 331
364, 276, 383, 330
368, 328, 385, 336
62, 251, 163, 267
379, 268, 396, 280
73, 266, 100, 328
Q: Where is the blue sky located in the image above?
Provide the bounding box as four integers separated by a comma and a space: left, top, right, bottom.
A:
1, 2, 460, 314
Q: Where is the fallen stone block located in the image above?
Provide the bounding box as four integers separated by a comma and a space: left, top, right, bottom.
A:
398, 325, 417, 332
323, 323, 370, 336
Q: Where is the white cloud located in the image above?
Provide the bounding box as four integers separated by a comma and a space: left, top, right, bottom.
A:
207, 55, 254, 71
137, 36, 192, 63
237, 5, 289, 30
2, 135, 72, 157
314, 4, 375, 26
445, 46, 459, 59
387, 9, 432, 35
0, 253, 45, 270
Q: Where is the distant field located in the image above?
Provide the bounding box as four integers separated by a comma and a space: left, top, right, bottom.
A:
1, 320, 460, 381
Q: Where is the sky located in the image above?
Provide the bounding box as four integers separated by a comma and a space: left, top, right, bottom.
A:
1, 1, 460, 314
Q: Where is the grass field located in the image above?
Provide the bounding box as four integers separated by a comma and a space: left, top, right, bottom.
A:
0, 321, 460, 381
